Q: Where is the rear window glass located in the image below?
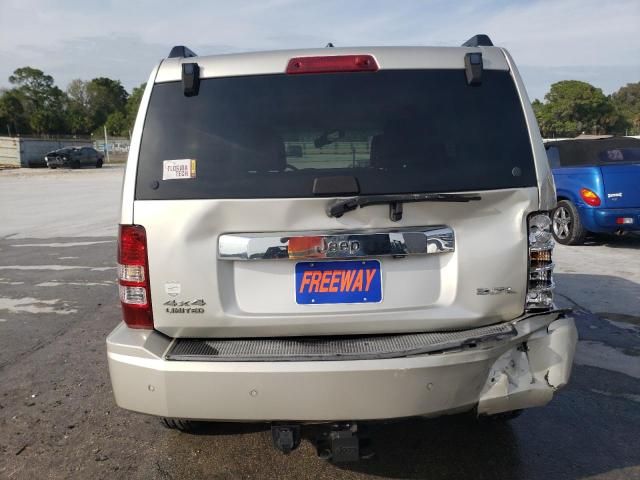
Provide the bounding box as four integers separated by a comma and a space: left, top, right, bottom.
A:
550, 138, 640, 167
546, 146, 561, 169
598, 147, 640, 164
136, 70, 536, 200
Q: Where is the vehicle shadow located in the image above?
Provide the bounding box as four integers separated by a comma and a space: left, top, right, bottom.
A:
188, 414, 524, 479
581, 232, 640, 249
554, 273, 640, 325
182, 421, 269, 436
327, 371, 640, 480
307, 415, 524, 479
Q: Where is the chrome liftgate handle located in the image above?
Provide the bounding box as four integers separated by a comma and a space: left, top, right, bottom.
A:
218, 227, 455, 261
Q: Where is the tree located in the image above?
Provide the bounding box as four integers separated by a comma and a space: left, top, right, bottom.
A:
0, 89, 29, 135
2, 69, 138, 137
86, 77, 128, 130
9, 67, 55, 97
105, 110, 128, 136
7, 67, 67, 134
611, 82, 640, 135
28, 87, 66, 134
66, 79, 93, 134
125, 83, 146, 134
533, 80, 621, 138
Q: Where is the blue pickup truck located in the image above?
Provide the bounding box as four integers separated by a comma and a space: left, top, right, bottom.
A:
546, 137, 640, 245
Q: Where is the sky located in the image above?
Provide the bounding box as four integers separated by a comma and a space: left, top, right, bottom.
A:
0, 0, 638, 101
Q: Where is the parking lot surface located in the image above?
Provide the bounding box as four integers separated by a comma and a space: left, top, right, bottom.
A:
1, 166, 639, 479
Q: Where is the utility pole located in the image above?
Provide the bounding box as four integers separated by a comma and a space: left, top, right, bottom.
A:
103, 125, 110, 164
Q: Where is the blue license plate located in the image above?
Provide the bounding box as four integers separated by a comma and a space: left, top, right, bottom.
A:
295, 260, 382, 305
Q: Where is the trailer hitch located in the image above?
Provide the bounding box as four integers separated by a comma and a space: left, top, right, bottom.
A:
271, 422, 373, 462
315, 423, 373, 463
271, 424, 301, 454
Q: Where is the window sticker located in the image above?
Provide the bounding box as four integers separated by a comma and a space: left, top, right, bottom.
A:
606, 149, 623, 161
162, 159, 196, 180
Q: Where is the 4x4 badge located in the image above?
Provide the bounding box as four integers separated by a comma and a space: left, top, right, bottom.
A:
164, 298, 206, 314
164, 299, 206, 307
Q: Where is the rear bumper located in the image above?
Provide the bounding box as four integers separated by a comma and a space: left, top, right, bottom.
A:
580, 206, 640, 232
107, 311, 577, 421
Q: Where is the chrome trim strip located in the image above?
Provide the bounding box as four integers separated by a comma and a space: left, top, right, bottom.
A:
218, 226, 455, 261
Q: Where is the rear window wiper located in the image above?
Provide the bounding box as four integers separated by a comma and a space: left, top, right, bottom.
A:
326, 192, 482, 222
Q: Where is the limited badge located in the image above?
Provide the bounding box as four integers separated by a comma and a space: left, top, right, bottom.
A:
162, 159, 196, 180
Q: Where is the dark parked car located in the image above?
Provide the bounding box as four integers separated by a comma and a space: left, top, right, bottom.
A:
45, 147, 104, 169
546, 137, 640, 244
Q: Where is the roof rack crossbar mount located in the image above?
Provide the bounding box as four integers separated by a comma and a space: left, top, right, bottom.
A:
461, 34, 494, 47
168, 45, 198, 59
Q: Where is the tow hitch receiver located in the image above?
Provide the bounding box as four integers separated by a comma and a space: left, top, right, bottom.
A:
315, 423, 371, 463
271, 424, 301, 454
271, 423, 372, 462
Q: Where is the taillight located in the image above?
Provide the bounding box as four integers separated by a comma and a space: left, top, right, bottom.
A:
579, 188, 601, 207
286, 55, 378, 74
526, 213, 554, 311
118, 225, 153, 329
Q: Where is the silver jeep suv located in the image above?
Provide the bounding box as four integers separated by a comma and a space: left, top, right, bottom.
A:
107, 34, 577, 459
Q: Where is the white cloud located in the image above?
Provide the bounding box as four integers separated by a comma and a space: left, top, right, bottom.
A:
474, 0, 640, 67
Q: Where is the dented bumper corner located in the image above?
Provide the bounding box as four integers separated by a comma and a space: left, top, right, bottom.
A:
477, 315, 577, 416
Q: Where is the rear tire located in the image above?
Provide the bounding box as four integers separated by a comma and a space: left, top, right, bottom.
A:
552, 200, 587, 245
161, 417, 197, 433
96, 159, 103, 168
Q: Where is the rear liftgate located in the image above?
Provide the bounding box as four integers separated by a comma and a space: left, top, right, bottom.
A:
171, 34, 534, 462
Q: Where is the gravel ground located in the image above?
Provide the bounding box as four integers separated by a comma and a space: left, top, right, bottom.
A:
0, 166, 639, 479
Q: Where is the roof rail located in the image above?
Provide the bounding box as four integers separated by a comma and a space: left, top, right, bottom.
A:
461, 34, 494, 47
168, 45, 198, 59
